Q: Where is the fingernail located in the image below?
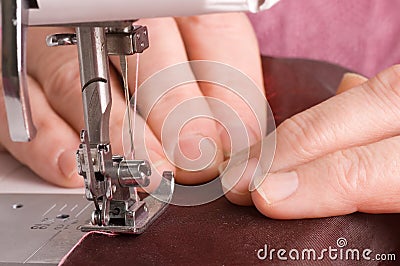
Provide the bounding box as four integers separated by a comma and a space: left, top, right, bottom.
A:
256, 171, 298, 204
337, 72, 367, 94
58, 149, 78, 179
174, 134, 217, 171
342, 72, 367, 80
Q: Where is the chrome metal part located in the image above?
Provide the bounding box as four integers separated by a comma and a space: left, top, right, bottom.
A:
107, 25, 149, 55
118, 160, 151, 187
76, 26, 112, 145
70, 23, 171, 233
76, 130, 164, 230
77, 130, 103, 205
1, 0, 36, 141
46, 33, 77, 46
81, 170, 175, 234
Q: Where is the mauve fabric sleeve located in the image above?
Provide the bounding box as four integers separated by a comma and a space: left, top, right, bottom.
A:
248, 0, 400, 77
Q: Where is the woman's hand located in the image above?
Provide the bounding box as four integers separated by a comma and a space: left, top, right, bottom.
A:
222, 65, 400, 219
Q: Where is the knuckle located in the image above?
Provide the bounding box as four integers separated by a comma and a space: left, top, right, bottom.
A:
366, 64, 400, 120
330, 148, 370, 199
278, 111, 326, 162
42, 59, 81, 101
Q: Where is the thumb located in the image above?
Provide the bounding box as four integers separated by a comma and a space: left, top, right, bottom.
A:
251, 135, 400, 219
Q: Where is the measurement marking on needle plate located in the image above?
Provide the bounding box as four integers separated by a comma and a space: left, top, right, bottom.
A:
23, 230, 62, 263
42, 204, 56, 217
70, 204, 78, 212
59, 204, 67, 212
75, 202, 91, 218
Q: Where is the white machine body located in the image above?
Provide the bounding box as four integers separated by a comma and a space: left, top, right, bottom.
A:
28, 0, 280, 25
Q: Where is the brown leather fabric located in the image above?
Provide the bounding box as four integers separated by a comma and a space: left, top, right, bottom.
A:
61, 57, 400, 266
61, 197, 400, 266
263, 56, 351, 126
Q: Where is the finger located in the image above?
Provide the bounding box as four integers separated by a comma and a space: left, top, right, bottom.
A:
221, 157, 261, 206
110, 18, 224, 184
251, 135, 400, 219
175, 13, 266, 155
27, 27, 85, 132
271, 64, 400, 172
336, 72, 368, 94
0, 76, 83, 187
222, 65, 400, 206
220, 133, 276, 206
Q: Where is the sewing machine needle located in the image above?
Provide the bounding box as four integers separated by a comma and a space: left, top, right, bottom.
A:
119, 55, 135, 160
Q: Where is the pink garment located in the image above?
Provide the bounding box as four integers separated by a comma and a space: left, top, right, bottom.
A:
248, 0, 400, 77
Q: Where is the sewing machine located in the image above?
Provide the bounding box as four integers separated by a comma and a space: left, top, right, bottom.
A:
1, 0, 280, 237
